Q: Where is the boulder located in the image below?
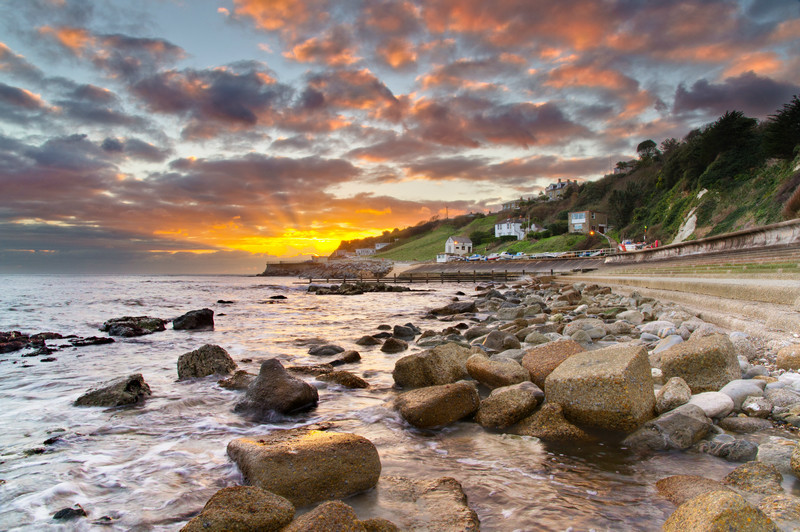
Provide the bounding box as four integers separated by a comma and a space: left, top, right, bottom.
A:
308, 344, 344, 357
687, 392, 734, 418
392, 343, 472, 389
757, 494, 800, 529
173, 309, 214, 330
545, 344, 655, 432
180, 486, 294, 532
218, 370, 256, 390
730, 332, 758, 362
474, 382, 542, 429
393, 325, 416, 339
381, 338, 408, 353
765, 387, 800, 408
719, 379, 765, 411
655, 377, 692, 414
479, 330, 519, 352
281, 501, 364, 532
520, 340, 584, 389
791, 441, 800, 480
717, 416, 772, 433
395, 381, 480, 429
655, 475, 731, 506
697, 438, 759, 462
100, 316, 166, 337
177, 344, 236, 380
74, 373, 151, 407
742, 396, 773, 418
328, 350, 361, 366
355, 335, 381, 346
723, 461, 784, 495
659, 334, 740, 393
562, 318, 605, 337
663, 490, 778, 532
511, 403, 595, 443
234, 359, 318, 420
227, 427, 381, 507
466, 354, 529, 389
464, 326, 491, 341
430, 301, 476, 316
622, 404, 711, 452
617, 310, 644, 324
316, 370, 369, 389
777, 345, 800, 371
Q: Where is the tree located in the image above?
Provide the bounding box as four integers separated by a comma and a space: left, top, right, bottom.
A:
764, 95, 800, 160
636, 139, 658, 160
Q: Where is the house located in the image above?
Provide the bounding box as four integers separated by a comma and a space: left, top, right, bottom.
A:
375, 242, 390, 250
444, 236, 473, 256
330, 249, 351, 259
355, 248, 376, 256
614, 161, 636, 174
568, 211, 608, 234
545, 178, 578, 200
494, 218, 526, 240
501, 199, 522, 211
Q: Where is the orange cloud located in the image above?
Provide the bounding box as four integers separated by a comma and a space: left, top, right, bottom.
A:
38, 26, 94, 55
377, 38, 417, 69
232, 0, 329, 37
283, 27, 360, 66
546, 64, 637, 92
723, 52, 783, 78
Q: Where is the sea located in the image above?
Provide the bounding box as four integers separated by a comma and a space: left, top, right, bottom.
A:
0, 274, 749, 530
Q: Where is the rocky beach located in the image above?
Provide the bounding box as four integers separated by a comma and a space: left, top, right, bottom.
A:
1, 273, 800, 530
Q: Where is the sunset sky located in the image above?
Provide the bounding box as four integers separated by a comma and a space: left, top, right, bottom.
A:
2, 0, 799, 273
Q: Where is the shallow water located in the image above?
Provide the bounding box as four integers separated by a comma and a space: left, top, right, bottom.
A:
0, 275, 790, 530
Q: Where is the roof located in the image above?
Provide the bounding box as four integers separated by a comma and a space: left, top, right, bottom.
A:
447, 235, 472, 243
495, 218, 525, 225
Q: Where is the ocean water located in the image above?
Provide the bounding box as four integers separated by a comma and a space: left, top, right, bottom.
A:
0, 275, 740, 530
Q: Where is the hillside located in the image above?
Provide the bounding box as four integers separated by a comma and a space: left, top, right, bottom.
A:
337, 96, 800, 262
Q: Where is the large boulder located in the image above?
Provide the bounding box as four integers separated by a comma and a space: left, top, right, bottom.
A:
395, 381, 480, 429
392, 343, 473, 388
545, 344, 655, 432
177, 344, 236, 380
180, 486, 294, 532
656, 475, 731, 506
663, 490, 778, 532
429, 301, 476, 316
227, 427, 381, 507
100, 316, 166, 337
521, 340, 584, 389
511, 403, 595, 443
381, 337, 408, 353
655, 377, 692, 414
474, 382, 542, 429
466, 353, 529, 389
316, 370, 369, 389
234, 359, 318, 420
622, 404, 712, 452
722, 461, 784, 495
74, 373, 151, 407
659, 334, 740, 393
282, 501, 376, 532
173, 308, 214, 330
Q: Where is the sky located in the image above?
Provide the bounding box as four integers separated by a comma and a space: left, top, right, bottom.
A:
1, 0, 799, 274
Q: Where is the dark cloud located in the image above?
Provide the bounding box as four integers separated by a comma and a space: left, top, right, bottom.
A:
0, 82, 46, 110
347, 135, 440, 162
101, 137, 169, 162
0, 42, 44, 81
673, 71, 800, 117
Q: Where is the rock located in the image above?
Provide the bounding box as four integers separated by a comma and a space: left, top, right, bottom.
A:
286, 364, 333, 376
316, 370, 369, 388
723, 461, 784, 495
381, 338, 408, 353
53, 505, 87, 520
758, 437, 798, 475
570, 330, 592, 345
392, 342, 472, 388
180, 486, 294, 532
328, 350, 361, 366
777, 345, 800, 371
173, 309, 214, 331
355, 335, 381, 346
655, 377, 692, 414
177, 344, 236, 380
474, 382, 542, 429
697, 438, 759, 462
496, 307, 524, 321
687, 392, 734, 418
227, 427, 381, 507
430, 301, 476, 316
281, 501, 364, 532
234, 359, 318, 419
659, 334, 740, 393
719, 379, 765, 411
791, 442, 800, 480
545, 344, 655, 432
622, 404, 711, 452
617, 310, 644, 324
656, 475, 731, 506
100, 316, 166, 337
520, 340, 584, 389
765, 388, 800, 408
69, 336, 115, 347
360, 518, 400, 532
717, 416, 772, 433
757, 494, 800, 528
689, 322, 727, 340
730, 332, 758, 362
218, 370, 255, 390
523, 332, 550, 345
511, 403, 595, 442
663, 490, 778, 531
372, 476, 480, 531
640, 320, 678, 336
393, 325, 416, 339
652, 335, 684, 354
465, 326, 491, 341
466, 354, 529, 389
742, 396, 773, 419
74, 373, 151, 407
395, 381, 480, 429
479, 330, 519, 352
562, 318, 605, 337
308, 344, 344, 357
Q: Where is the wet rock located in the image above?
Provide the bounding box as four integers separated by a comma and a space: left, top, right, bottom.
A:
74, 373, 151, 407
545, 344, 655, 433
100, 316, 166, 337
328, 350, 361, 366
393, 325, 416, 339
622, 404, 711, 452
757, 494, 800, 529
217, 370, 256, 390
392, 342, 472, 388
474, 382, 542, 429
316, 370, 369, 389
53, 505, 87, 520
180, 486, 294, 532
173, 308, 214, 330
791, 442, 800, 480
719, 379, 765, 411
655, 475, 731, 506
308, 344, 344, 357
227, 427, 381, 507
697, 438, 759, 462
355, 335, 381, 346
655, 377, 692, 414
663, 490, 777, 531
373, 476, 480, 531
687, 392, 734, 418
520, 339, 584, 389
717, 416, 772, 433
282, 501, 365, 532
381, 337, 408, 353
511, 403, 595, 443
659, 334, 740, 393
430, 301, 476, 316
777, 345, 800, 371
69, 336, 115, 347
234, 359, 318, 419
742, 396, 773, 419
758, 437, 798, 475
466, 353, 529, 389
177, 344, 236, 380
395, 381, 480, 429
722, 461, 783, 495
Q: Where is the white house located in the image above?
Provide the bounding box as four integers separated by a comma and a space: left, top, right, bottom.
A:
355, 248, 376, 256
494, 218, 526, 240
444, 236, 472, 255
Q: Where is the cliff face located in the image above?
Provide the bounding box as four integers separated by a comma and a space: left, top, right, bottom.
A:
258, 259, 394, 279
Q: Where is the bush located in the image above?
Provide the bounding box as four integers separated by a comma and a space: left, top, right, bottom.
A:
546, 221, 568, 235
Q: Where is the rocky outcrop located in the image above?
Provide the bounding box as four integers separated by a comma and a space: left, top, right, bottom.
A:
180, 486, 294, 532
100, 316, 166, 337
309, 282, 411, 295
659, 334, 740, 393
392, 342, 473, 388
173, 309, 214, 330
395, 381, 480, 429
226, 427, 381, 507
234, 359, 318, 420
74, 373, 151, 407
177, 344, 236, 380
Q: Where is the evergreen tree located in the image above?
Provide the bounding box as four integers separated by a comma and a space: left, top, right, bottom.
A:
764, 95, 800, 160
